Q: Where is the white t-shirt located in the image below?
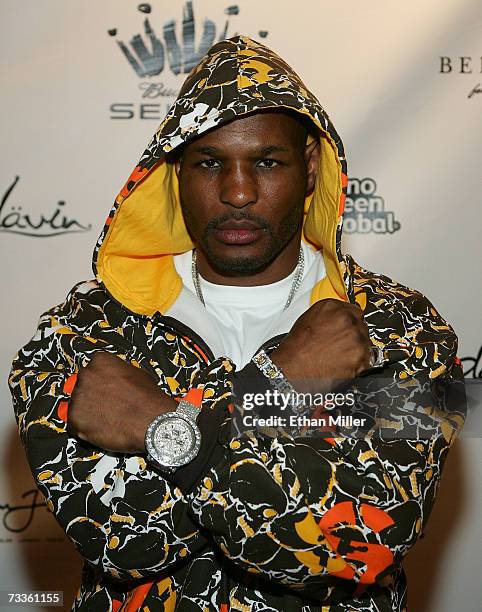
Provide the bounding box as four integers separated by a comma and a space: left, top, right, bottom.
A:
169, 241, 326, 369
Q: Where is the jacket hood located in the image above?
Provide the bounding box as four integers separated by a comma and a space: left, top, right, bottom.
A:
93, 35, 350, 316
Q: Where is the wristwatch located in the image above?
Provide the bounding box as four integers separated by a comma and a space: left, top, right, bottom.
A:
144, 400, 202, 473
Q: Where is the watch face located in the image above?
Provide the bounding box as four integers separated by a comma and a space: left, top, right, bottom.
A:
149, 413, 201, 468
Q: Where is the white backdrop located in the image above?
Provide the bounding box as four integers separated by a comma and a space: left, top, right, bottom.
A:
1, 1, 481, 610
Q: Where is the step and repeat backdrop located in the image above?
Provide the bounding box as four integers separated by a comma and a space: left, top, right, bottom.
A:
2, 1, 481, 610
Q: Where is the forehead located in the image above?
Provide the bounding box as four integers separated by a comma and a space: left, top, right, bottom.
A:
184, 111, 306, 152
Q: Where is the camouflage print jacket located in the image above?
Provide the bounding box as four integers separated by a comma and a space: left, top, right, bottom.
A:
9, 36, 465, 611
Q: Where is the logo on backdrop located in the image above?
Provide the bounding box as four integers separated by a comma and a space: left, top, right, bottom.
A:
439, 55, 482, 99
0, 489, 64, 544
0, 176, 92, 238
108, 1, 268, 120
343, 177, 401, 234
0, 489, 46, 537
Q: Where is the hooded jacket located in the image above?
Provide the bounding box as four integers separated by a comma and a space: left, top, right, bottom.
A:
9, 36, 465, 611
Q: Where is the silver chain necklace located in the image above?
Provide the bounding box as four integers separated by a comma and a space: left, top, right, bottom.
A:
191, 246, 305, 311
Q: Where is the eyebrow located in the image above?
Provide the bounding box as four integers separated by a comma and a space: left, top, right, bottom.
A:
191, 145, 290, 156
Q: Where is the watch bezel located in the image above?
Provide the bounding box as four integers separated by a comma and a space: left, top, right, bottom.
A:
145, 411, 201, 470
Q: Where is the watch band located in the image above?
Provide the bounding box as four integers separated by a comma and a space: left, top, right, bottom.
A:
369, 345, 387, 368
251, 350, 306, 414
176, 399, 201, 421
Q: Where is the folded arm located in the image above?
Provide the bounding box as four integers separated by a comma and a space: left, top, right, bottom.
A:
8, 281, 209, 581
170, 293, 466, 593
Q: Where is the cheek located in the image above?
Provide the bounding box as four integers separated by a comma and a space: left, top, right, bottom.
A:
260, 175, 306, 220
261, 164, 307, 197
180, 179, 219, 227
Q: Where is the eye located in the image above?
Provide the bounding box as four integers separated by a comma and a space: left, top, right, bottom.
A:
199, 158, 221, 169
257, 158, 279, 169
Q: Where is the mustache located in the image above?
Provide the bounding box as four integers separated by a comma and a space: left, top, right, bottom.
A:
204, 211, 271, 233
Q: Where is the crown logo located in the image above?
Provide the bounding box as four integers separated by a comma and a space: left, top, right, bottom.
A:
109, 2, 268, 78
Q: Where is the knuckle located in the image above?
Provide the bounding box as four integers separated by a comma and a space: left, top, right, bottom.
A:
340, 310, 355, 326
316, 298, 337, 311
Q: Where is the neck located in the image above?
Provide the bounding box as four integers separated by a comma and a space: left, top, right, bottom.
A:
195, 232, 302, 287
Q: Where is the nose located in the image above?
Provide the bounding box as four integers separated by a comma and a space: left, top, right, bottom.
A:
219, 163, 258, 208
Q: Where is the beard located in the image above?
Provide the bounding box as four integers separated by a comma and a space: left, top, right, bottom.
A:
184, 204, 304, 276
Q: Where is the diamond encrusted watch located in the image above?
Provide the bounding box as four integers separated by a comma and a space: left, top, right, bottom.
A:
144, 400, 202, 473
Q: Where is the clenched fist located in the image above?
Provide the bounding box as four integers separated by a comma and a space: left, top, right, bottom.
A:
271, 299, 372, 391
68, 352, 176, 453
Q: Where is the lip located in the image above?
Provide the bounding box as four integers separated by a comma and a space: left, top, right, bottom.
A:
213, 218, 265, 245
213, 227, 265, 245
216, 219, 262, 231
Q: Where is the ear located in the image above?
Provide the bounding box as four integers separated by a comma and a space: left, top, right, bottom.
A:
174, 157, 182, 178
304, 139, 320, 195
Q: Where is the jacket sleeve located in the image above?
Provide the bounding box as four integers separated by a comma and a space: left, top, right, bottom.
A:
8, 280, 208, 581
170, 289, 467, 593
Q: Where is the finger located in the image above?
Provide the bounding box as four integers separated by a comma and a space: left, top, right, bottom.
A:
357, 319, 371, 341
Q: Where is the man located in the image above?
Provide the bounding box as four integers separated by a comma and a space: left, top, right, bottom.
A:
9, 36, 464, 610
